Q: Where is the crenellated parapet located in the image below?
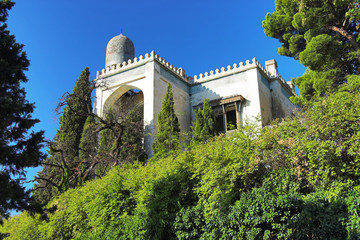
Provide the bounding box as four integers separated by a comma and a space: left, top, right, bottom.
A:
192, 57, 296, 96
96, 52, 296, 96
270, 75, 296, 96
96, 51, 192, 83
96, 51, 191, 83
280, 76, 296, 96
193, 57, 258, 84
97, 51, 156, 79
257, 59, 296, 96
153, 53, 191, 83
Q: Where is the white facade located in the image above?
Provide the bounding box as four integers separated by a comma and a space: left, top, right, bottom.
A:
94, 35, 297, 158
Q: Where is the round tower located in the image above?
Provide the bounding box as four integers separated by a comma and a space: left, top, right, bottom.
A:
105, 33, 135, 68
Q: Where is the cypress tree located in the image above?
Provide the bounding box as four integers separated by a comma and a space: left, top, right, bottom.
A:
54, 67, 92, 187
95, 127, 115, 177
78, 115, 98, 182
192, 108, 204, 143
56, 67, 92, 159
192, 98, 215, 143
152, 84, 180, 154
97, 128, 115, 158
200, 98, 215, 139
34, 67, 92, 202
79, 115, 97, 163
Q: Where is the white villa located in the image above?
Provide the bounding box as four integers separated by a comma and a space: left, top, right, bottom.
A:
94, 33, 297, 157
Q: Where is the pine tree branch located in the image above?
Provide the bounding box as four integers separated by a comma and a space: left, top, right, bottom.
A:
327, 25, 360, 50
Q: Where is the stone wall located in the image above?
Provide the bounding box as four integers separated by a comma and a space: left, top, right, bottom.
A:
153, 62, 191, 134
94, 50, 297, 157
190, 60, 262, 126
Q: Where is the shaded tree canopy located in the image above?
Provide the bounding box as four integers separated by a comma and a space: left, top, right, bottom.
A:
263, 0, 360, 103
0, 0, 45, 221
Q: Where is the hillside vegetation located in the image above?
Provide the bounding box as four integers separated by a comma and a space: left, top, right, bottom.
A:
1, 77, 360, 239
2, 0, 360, 239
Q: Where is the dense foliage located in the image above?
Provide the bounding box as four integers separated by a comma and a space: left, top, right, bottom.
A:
0, 0, 45, 221
1, 0, 360, 238
97, 107, 145, 169
33, 72, 146, 205
1, 77, 360, 239
191, 98, 215, 144
263, 0, 360, 104
152, 84, 180, 155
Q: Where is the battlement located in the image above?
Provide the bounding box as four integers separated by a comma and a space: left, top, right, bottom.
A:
96, 52, 296, 96
192, 58, 258, 84
97, 51, 155, 79
192, 57, 296, 96
153, 53, 191, 83
96, 51, 190, 83
257, 59, 296, 96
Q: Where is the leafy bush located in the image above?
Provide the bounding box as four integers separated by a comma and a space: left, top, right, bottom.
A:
1, 81, 360, 239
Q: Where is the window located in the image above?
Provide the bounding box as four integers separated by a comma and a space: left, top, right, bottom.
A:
194, 95, 245, 134
225, 104, 237, 130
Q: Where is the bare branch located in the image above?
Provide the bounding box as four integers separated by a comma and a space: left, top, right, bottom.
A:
32, 177, 60, 189
55, 92, 70, 116
41, 162, 63, 169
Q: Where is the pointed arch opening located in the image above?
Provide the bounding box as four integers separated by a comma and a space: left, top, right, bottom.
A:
101, 85, 146, 161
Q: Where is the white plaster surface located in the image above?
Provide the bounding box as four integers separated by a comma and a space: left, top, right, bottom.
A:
94, 48, 297, 158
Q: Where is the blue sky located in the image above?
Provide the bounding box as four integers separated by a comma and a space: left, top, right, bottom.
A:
7, 0, 306, 184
